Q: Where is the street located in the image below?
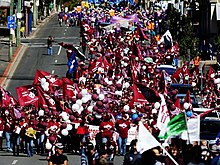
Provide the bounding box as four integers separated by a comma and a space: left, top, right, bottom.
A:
2, 14, 124, 165
6, 14, 81, 97
0, 149, 123, 165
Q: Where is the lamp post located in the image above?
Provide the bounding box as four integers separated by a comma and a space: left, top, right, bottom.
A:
33, 0, 36, 27
199, 61, 204, 91
16, 0, 21, 47
9, 0, 14, 62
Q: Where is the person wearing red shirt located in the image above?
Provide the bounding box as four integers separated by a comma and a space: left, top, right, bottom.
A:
99, 114, 115, 147
0, 113, 5, 151
48, 116, 60, 134
115, 113, 130, 156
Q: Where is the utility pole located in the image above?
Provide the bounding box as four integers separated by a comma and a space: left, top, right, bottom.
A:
9, 0, 14, 62
33, 0, 37, 27
16, 0, 21, 47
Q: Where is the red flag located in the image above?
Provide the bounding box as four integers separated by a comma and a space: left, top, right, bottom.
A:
132, 84, 149, 106
136, 25, 148, 41
36, 86, 56, 111
135, 83, 161, 103
208, 66, 214, 80
171, 68, 183, 83
184, 90, 192, 104
103, 57, 112, 71
132, 43, 144, 61
200, 108, 215, 118
62, 77, 78, 99
171, 42, 179, 54
33, 70, 63, 92
88, 55, 102, 73
131, 59, 139, 82
0, 87, 11, 107
16, 85, 38, 108
174, 98, 181, 109
58, 42, 73, 49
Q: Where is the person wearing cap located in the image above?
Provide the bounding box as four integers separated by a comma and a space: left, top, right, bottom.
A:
48, 143, 68, 165
81, 142, 99, 165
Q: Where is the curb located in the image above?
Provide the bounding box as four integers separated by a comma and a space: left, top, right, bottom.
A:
0, 13, 57, 88
0, 44, 27, 89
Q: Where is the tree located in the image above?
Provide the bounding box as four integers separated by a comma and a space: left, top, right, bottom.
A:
214, 35, 220, 51
178, 15, 199, 61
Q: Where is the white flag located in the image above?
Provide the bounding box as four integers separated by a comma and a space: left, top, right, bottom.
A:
157, 94, 170, 137
158, 30, 173, 46
137, 122, 160, 153
181, 116, 200, 143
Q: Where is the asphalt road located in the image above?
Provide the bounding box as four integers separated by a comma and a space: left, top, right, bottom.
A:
3, 14, 124, 165
6, 15, 81, 97
0, 149, 124, 165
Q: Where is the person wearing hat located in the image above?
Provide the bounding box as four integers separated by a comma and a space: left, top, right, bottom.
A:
48, 143, 68, 165
81, 142, 99, 165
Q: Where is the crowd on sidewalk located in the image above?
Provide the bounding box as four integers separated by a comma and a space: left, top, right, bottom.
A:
0, 3, 220, 165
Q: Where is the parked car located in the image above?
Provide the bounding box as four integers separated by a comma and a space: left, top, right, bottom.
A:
169, 83, 201, 108
156, 65, 177, 75
200, 117, 220, 143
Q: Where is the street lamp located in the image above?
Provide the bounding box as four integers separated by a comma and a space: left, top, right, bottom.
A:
16, 0, 21, 47
9, 0, 14, 62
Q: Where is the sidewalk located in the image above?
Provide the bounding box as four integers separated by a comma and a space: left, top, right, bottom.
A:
0, 13, 56, 88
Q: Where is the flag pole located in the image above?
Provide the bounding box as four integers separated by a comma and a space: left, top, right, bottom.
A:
159, 143, 179, 165
183, 110, 190, 144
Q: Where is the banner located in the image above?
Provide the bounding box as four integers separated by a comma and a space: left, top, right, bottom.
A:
88, 125, 100, 145
126, 125, 138, 145
181, 116, 200, 143
157, 94, 170, 137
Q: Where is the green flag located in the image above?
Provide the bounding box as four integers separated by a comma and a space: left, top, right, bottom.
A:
159, 112, 187, 139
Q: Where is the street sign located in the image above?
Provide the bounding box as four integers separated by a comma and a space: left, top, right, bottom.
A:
8, 23, 15, 29
7, 16, 15, 29
7, 16, 15, 23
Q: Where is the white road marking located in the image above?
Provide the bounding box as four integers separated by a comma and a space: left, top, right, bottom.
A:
55, 60, 58, 63
64, 33, 65, 35
65, 29, 67, 31
57, 46, 62, 55
12, 160, 18, 164
52, 70, 55, 75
